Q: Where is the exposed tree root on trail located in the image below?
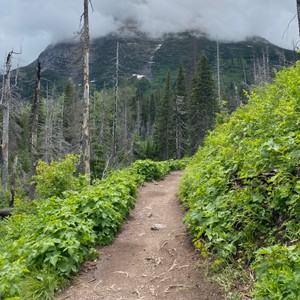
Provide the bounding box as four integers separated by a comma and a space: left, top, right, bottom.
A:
57, 171, 223, 300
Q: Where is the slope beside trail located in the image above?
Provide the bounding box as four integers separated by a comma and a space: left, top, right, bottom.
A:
57, 171, 223, 300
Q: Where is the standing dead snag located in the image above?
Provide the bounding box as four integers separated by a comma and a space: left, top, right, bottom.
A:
1, 51, 13, 190
111, 41, 119, 166
297, 0, 300, 37
1, 50, 20, 191
216, 40, 221, 107
9, 155, 18, 207
80, 0, 91, 178
30, 60, 41, 199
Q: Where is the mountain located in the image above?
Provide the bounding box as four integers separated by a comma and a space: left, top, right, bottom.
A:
17, 30, 300, 99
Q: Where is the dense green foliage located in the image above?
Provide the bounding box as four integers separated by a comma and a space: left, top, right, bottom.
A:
180, 61, 300, 298
34, 154, 86, 199
0, 156, 185, 299
155, 72, 173, 160
132, 158, 188, 181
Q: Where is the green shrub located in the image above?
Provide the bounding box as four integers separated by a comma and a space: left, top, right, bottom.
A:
132, 159, 166, 181
179, 62, 300, 298
132, 158, 186, 181
253, 244, 300, 299
34, 154, 87, 199
0, 157, 180, 299
167, 158, 190, 171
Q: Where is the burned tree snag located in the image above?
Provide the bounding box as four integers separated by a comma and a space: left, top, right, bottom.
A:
9, 155, 18, 207
297, 0, 300, 37
79, 0, 91, 178
1, 51, 13, 190
30, 60, 41, 199
112, 41, 119, 166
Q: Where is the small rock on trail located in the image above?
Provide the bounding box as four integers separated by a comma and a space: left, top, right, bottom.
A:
57, 171, 223, 300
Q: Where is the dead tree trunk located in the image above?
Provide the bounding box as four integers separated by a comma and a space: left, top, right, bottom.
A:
1, 51, 13, 190
44, 82, 54, 163
112, 41, 119, 166
30, 60, 41, 200
216, 40, 221, 107
80, 0, 91, 178
9, 155, 18, 207
297, 0, 300, 36
0, 208, 13, 217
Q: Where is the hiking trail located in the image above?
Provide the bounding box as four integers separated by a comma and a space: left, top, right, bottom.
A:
57, 171, 223, 300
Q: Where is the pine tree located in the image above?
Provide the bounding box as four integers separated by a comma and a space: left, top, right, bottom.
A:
155, 72, 172, 160
189, 55, 218, 154
174, 62, 188, 159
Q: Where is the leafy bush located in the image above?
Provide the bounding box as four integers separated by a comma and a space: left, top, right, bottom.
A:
132, 159, 169, 181
167, 158, 190, 170
132, 158, 187, 181
0, 204, 96, 297
180, 62, 300, 298
253, 244, 300, 299
34, 154, 87, 199
0, 157, 182, 299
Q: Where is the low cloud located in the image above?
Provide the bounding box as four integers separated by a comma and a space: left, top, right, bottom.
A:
0, 0, 298, 66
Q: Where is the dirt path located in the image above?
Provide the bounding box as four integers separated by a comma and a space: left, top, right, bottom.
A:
57, 171, 223, 300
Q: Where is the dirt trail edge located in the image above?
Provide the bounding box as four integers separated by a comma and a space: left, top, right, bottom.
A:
57, 171, 223, 300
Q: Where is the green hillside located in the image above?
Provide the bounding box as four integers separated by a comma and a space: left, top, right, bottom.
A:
180, 61, 300, 298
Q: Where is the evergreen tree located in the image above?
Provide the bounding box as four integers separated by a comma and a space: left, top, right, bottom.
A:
174, 62, 188, 159
189, 55, 218, 154
148, 93, 156, 133
155, 72, 172, 160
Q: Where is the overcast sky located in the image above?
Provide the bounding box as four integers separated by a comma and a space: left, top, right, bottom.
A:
0, 0, 299, 68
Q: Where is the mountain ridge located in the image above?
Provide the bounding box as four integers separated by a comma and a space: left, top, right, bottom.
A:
16, 30, 300, 99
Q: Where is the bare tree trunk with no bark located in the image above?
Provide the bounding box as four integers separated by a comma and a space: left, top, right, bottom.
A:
80, 0, 91, 178
112, 41, 119, 166
297, 0, 300, 37
30, 60, 41, 199
1, 52, 13, 190
9, 155, 18, 207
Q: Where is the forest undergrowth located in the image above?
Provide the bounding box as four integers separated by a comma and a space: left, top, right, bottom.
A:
180, 61, 300, 299
0, 156, 187, 299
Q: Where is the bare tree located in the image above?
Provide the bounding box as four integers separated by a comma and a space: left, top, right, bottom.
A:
9, 155, 18, 207
1, 50, 20, 190
216, 40, 221, 107
79, 0, 91, 178
297, 0, 300, 37
30, 60, 41, 199
111, 41, 119, 166
42, 81, 54, 162
1, 52, 13, 190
